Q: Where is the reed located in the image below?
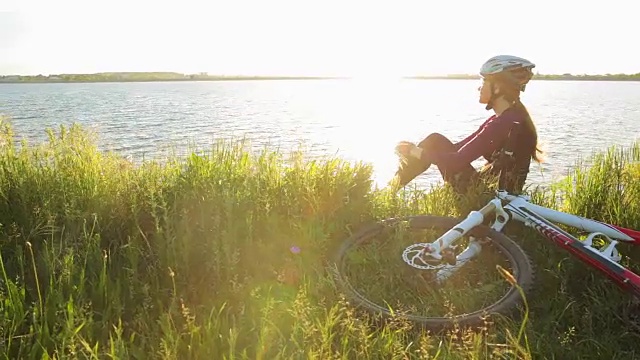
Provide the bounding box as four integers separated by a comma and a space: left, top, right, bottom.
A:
0, 119, 638, 359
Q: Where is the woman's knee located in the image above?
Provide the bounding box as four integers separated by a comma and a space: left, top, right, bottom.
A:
417, 133, 455, 152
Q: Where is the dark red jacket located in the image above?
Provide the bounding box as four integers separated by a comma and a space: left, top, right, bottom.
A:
428, 107, 534, 174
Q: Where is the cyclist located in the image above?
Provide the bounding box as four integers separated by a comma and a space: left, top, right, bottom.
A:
392, 55, 543, 194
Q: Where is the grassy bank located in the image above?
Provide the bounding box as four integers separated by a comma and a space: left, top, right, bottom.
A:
0, 121, 639, 359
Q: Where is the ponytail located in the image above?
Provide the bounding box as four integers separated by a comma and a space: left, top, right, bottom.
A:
513, 99, 543, 163
494, 78, 543, 164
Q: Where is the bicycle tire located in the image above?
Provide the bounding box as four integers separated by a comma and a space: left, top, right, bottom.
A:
332, 215, 535, 331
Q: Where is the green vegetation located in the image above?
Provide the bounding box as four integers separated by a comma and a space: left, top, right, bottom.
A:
0, 72, 340, 83
2, 71, 640, 83
410, 73, 640, 81
0, 119, 639, 359
533, 73, 640, 81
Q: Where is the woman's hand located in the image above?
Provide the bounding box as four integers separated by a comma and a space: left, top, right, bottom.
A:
395, 141, 422, 160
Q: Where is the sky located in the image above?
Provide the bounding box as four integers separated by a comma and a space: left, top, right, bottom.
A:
1, 0, 638, 77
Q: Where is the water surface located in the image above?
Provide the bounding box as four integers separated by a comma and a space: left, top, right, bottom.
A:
1, 79, 639, 189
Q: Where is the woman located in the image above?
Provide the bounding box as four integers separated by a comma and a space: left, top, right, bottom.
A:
392, 55, 543, 194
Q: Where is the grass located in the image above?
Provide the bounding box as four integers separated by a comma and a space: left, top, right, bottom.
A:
0, 119, 639, 359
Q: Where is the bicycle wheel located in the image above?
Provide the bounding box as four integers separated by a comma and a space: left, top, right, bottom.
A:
332, 215, 535, 331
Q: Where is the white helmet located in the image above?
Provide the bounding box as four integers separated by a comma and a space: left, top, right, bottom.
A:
480, 55, 536, 91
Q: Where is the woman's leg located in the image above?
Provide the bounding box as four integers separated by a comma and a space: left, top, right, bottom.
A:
392, 133, 477, 190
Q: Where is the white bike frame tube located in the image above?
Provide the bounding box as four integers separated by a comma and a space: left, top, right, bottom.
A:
505, 196, 634, 242
422, 190, 634, 285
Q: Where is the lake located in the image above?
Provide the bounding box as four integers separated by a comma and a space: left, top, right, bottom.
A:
1, 79, 639, 190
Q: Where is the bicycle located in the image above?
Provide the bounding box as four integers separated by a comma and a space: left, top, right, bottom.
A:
332, 190, 640, 331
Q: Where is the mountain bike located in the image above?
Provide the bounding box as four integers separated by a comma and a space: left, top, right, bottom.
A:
332, 190, 640, 331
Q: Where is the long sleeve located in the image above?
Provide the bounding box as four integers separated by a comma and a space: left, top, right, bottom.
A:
453, 116, 495, 151
428, 111, 518, 172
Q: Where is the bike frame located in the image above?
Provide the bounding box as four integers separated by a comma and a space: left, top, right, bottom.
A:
422, 190, 640, 296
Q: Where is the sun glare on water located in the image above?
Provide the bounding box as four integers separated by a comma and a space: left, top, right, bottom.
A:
313, 77, 426, 189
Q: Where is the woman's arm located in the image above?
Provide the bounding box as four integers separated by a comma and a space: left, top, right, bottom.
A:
428, 114, 516, 172
452, 116, 495, 150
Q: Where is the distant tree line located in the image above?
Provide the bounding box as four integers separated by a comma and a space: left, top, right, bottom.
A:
0, 72, 222, 83
409, 73, 640, 81
1, 72, 640, 83
533, 73, 640, 81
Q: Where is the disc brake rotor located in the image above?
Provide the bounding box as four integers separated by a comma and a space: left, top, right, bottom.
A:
402, 243, 446, 270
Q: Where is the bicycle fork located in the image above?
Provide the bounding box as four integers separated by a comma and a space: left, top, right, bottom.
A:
415, 199, 511, 283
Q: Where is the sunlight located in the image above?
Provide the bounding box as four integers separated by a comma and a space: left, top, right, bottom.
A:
316, 78, 425, 188
4, 1, 639, 76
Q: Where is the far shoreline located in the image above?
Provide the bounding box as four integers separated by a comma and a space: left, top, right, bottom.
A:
1, 72, 640, 84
